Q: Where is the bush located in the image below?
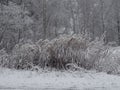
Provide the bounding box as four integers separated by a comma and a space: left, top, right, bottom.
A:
10, 41, 40, 70
84, 33, 120, 74
0, 49, 10, 67
85, 37, 107, 69
95, 47, 120, 74
39, 34, 90, 70
36, 39, 51, 69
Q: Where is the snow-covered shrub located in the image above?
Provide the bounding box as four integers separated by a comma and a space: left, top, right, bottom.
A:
85, 37, 107, 69
36, 39, 51, 69
41, 34, 90, 70
0, 49, 10, 67
10, 41, 40, 69
95, 47, 120, 74
85, 33, 120, 74
85, 34, 120, 74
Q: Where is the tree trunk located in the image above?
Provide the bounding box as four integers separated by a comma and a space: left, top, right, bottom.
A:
42, 0, 47, 39
117, 19, 120, 45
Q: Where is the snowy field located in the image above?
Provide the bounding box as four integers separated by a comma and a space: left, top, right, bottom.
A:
0, 68, 120, 90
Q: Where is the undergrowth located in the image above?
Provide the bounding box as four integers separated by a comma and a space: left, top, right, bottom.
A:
0, 34, 120, 75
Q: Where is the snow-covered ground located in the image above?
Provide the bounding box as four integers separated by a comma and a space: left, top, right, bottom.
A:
0, 68, 120, 90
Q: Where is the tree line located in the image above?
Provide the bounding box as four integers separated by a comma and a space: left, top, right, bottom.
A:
0, 0, 120, 52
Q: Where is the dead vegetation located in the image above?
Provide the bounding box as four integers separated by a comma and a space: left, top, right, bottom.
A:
0, 34, 120, 75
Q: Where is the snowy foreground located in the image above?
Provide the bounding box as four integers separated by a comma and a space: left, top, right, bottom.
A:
0, 68, 120, 90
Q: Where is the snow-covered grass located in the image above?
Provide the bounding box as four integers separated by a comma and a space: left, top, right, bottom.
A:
0, 68, 120, 90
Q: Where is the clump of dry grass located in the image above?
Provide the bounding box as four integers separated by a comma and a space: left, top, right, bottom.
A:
9, 40, 40, 69
0, 49, 9, 68
45, 34, 89, 70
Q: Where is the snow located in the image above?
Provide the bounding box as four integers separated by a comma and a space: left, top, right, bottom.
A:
0, 68, 120, 90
